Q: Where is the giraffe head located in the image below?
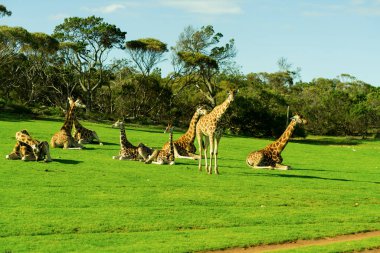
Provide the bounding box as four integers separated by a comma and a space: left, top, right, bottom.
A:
68, 97, 86, 109
196, 105, 208, 117
291, 113, 308, 125
112, 119, 124, 128
164, 123, 174, 134
227, 88, 238, 102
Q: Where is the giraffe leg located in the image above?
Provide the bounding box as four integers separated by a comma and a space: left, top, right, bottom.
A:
213, 137, 221, 175
92, 132, 103, 145
275, 163, 291, 170
208, 135, 214, 174
203, 137, 210, 173
40, 141, 52, 162
197, 133, 203, 171
20, 146, 35, 161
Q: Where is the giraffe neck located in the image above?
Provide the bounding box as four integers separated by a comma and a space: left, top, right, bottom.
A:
119, 123, 134, 149
208, 96, 233, 124
271, 120, 297, 154
179, 111, 201, 143
61, 103, 75, 132
168, 129, 174, 161
74, 117, 83, 131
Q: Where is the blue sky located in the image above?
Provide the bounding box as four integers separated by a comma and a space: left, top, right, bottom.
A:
1, 0, 379, 86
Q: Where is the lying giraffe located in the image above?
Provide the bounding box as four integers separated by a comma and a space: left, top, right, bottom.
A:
112, 120, 153, 161
145, 124, 175, 165
73, 117, 103, 145
160, 106, 208, 160
246, 114, 307, 170
51, 97, 85, 149
6, 130, 52, 162
6, 129, 35, 160
196, 89, 238, 174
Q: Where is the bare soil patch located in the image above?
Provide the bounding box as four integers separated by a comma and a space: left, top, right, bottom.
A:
209, 231, 380, 252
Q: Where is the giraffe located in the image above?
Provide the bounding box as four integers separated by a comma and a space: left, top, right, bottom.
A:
111, 120, 153, 161
196, 89, 238, 175
6, 130, 52, 162
246, 113, 307, 170
73, 117, 103, 145
145, 123, 175, 165
6, 129, 33, 160
160, 106, 208, 160
50, 97, 85, 149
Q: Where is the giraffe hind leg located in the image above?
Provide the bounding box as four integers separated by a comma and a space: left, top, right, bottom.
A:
92, 132, 103, 145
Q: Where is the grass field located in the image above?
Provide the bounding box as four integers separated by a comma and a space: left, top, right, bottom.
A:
0, 113, 379, 252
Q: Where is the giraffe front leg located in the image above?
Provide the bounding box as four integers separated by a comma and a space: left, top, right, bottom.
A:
197, 133, 203, 171
213, 137, 220, 175
203, 137, 210, 173
275, 163, 291, 170
41, 142, 52, 162
208, 135, 214, 175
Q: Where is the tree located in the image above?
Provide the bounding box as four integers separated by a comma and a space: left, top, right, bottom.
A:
125, 38, 168, 76
0, 26, 58, 103
0, 5, 11, 18
277, 57, 301, 83
171, 25, 236, 107
53, 16, 126, 112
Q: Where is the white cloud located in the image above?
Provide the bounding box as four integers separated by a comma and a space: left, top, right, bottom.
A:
160, 0, 242, 15
101, 4, 126, 13
83, 3, 127, 14
302, 1, 380, 17
49, 13, 69, 20
353, 6, 380, 15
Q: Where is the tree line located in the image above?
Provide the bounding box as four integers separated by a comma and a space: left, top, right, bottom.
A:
1, 6, 379, 137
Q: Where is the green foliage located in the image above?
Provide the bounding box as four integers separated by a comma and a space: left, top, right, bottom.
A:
125, 38, 168, 76
289, 76, 379, 136
172, 25, 237, 106
0, 5, 11, 17
0, 116, 380, 252
53, 16, 126, 49
126, 38, 167, 52
177, 51, 218, 69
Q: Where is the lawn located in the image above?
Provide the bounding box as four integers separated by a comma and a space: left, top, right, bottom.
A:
0, 113, 379, 252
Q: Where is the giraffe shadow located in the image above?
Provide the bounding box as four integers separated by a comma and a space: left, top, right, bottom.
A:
96, 141, 118, 146
290, 138, 360, 146
53, 158, 83, 165
254, 172, 380, 184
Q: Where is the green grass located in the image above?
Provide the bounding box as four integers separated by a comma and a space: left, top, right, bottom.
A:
0, 114, 379, 252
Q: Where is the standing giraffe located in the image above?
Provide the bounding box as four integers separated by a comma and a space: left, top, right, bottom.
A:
111, 120, 153, 161
145, 123, 175, 165
196, 89, 238, 174
246, 113, 307, 170
50, 97, 85, 149
161, 106, 208, 160
73, 117, 103, 145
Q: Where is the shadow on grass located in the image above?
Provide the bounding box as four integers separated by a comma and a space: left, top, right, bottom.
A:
290, 138, 360, 146
96, 142, 118, 146
53, 159, 83, 165
243, 171, 380, 185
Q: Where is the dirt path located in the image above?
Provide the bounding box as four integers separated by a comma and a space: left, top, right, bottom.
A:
209, 231, 380, 252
